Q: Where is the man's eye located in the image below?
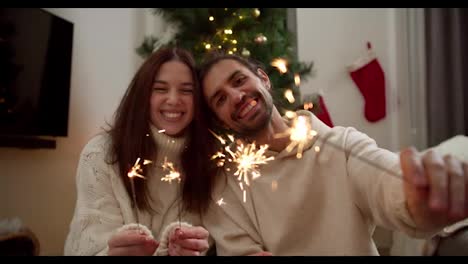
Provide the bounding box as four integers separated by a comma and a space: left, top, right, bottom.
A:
216, 95, 226, 107
234, 76, 246, 86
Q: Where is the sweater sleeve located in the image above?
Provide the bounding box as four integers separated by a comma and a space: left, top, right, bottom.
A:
64, 136, 126, 256
201, 177, 265, 256
341, 128, 437, 239
155, 221, 192, 256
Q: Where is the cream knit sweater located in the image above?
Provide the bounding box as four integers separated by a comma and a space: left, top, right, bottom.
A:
64, 125, 205, 255
202, 111, 440, 256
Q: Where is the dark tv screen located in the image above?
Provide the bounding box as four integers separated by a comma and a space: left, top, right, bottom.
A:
0, 8, 73, 137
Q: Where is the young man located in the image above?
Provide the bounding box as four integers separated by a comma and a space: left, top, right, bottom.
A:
198, 52, 468, 256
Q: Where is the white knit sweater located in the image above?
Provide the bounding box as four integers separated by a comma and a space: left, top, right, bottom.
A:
202, 111, 441, 256
64, 125, 205, 255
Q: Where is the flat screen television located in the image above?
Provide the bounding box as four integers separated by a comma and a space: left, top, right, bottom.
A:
0, 8, 73, 146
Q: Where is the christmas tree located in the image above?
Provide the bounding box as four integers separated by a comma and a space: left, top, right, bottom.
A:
137, 8, 316, 114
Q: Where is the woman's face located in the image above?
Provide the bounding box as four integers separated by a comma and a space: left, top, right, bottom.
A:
150, 60, 194, 137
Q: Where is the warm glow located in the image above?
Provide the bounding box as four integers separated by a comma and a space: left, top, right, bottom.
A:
271, 180, 278, 191
304, 102, 313, 110
294, 74, 301, 86
127, 158, 147, 179
284, 89, 295, 103
285, 111, 297, 119
274, 115, 316, 159
224, 29, 233, 34
225, 142, 274, 187
209, 16, 214, 21
209, 131, 274, 203
271, 58, 288, 74
160, 157, 181, 183
216, 198, 226, 206
205, 43, 211, 49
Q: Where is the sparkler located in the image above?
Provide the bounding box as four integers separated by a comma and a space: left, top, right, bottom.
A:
209, 129, 274, 202
160, 156, 182, 228
127, 157, 152, 231
274, 112, 315, 159
276, 113, 403, 180
225, 142, 274, 186
160, 157, 181, 183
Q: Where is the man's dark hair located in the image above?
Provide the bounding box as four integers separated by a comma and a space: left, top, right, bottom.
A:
198, 51, 266, 85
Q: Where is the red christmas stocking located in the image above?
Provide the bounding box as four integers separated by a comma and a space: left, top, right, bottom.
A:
316, 95, 334, 127
348, 43, 386, 122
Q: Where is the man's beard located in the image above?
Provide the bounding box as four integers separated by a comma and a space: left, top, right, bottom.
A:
233, 93, 273, 138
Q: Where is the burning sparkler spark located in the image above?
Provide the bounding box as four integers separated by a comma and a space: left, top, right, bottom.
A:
128, 158, 151, 179
224, 142, 274, 186
160, 157, 181, 183
209, 130, 275, 202
216, 198, 226, 206
209, 129, 228, 145
127, 157, 152, 232
275, 114, 316, 159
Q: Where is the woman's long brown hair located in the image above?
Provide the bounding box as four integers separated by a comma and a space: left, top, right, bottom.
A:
106, 46, 216, 214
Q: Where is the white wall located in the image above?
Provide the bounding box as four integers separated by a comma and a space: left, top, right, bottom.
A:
296, 8, 410, 152
296, 8, 412, 252
297, 8, 410, 252
0, 8, 164, 255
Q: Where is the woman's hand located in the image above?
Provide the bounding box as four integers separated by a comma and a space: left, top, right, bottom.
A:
168, 226, 210, 256
108, 228, 159, 256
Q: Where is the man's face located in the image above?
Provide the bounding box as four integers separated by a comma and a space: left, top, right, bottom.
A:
202, 59, 273, 136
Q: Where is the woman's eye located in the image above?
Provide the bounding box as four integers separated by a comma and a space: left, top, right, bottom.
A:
180, 88, 193, 94
153, 87, 167, 93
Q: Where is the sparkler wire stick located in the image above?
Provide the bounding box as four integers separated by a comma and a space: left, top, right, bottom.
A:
127, 158, 152, 233
129, 177, 141, 231
314, 134, 403, 180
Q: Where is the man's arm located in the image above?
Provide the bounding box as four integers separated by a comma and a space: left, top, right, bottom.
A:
341, 128, 433, 238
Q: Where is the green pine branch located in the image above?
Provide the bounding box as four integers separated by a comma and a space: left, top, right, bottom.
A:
138, 8, 315, 113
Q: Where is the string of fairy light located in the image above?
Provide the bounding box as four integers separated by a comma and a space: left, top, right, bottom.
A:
202, 8, 262, 57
